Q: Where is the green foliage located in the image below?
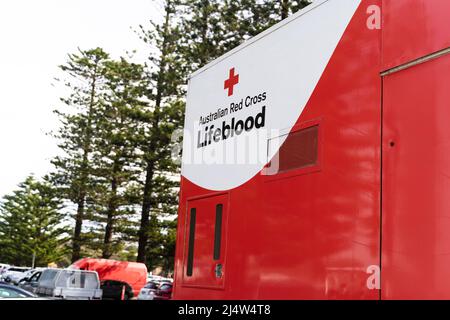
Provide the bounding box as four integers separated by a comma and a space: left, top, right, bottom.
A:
176, 0, 311, 71
0, 176, 70, 266
91, 57, 149, 258
51, 48, 110, 262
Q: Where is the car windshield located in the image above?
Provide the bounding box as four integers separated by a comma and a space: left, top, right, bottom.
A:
144, 282, 158, 289
55, 270, 98, 289
0, 287, 29, 298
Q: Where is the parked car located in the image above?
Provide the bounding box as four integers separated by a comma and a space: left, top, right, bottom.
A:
0, 264, 10, 277
35, 268, 102, 300
8, 268, 42, 285
153, 282, 173, 300
1, 267, 30, 284
147, 274, 173, 283
0, 283, 39, 299
100, 280, 134, 300
18, 269, 43, 294
137, 281, 160, 300
71, 258, 147, 300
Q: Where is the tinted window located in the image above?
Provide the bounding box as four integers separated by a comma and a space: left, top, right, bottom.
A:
213, 204, 223, 260
186, 208, 196, 277
101, 280, 122, 287
9, 268, 27, 272
39, 270, 59, 288
144, 282, 158, 289
268, 125, 319, 174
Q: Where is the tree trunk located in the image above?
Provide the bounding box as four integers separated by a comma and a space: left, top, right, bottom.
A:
136, 162, 154, 263
281, 0, 289, 20
102, 175, 118, 259
71, 194, 85, 262
71, 61, 98, 263
199, 0, 210, 67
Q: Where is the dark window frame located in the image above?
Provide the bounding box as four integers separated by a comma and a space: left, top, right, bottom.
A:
264, 119, 322, 182
213, 204, 223, 260
186, 208, 196, 277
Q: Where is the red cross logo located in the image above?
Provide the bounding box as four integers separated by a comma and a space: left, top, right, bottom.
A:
224, 67, 239, 96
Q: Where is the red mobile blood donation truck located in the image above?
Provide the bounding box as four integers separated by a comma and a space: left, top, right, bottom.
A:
173, 0, 450, 299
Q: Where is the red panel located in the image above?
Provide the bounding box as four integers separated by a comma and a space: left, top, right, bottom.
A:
382, 0, 450, 71
382, 53, 450, 299
173, 0, 382, 300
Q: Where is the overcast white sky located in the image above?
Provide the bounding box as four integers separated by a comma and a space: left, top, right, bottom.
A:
0, 0, 163, 198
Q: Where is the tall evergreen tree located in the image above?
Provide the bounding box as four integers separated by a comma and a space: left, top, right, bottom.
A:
0, 176, 69, 266
91, 57, 148, 259
135, 0, 186, 264
51, 48, 109, 262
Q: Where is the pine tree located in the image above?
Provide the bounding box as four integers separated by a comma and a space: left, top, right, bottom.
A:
91, 57, 148, 259
228, 0, 312, 39
0, 176, 70, 266
135, 0, 186, 264
51, 48, 109, 262
156, 219, 177, 275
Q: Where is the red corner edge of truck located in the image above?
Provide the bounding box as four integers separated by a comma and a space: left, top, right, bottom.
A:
70, 258, 148, 298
